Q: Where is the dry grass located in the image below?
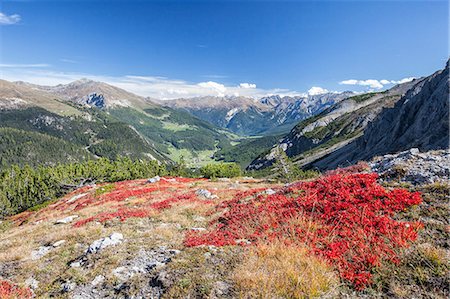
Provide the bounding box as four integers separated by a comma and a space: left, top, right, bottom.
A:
233, 241, 338, 299
0, 177, 278, 298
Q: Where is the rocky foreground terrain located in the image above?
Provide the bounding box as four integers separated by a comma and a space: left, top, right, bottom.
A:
0, 149, 448, 299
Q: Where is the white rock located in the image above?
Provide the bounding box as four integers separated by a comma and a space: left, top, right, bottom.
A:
53, 240, 66, 247
91, 275, 105, 286
31, 246, 52, 260
67, 193, 87, 203
25, 277, 39, 290
62, 281, 76, 292
147, 176, 161, 183
196, 189, 218, 199
55, 215, 78, 224
86, 233, 124, 254
70, 261, 82, 268
263, 188, 277, 195
409, 148, 420, 155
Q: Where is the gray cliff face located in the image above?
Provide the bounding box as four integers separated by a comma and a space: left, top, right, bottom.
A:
311, 61, 449, 170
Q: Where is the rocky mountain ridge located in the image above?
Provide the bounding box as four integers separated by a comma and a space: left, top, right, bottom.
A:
161, 91, 355, 135
310, 60, 449, 170
248, 60, 449, 171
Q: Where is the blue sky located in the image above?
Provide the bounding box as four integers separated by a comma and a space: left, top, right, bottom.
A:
0, 0, 448, 99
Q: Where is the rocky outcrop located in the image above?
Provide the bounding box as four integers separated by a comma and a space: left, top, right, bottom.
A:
370, 148, 450, 185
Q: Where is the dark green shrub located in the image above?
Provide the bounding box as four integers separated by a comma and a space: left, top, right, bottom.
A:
200, 162, 241, 179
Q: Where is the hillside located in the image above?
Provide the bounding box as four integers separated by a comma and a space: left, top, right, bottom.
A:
0, 127, 93, 168
0, 80, 82, 116
0, 157, 447, 298
19, 79, 158, 110
0, 106, 165, 168
248, 61, 448, 171
161, 92, 354, 136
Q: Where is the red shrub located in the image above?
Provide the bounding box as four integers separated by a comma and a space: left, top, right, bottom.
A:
184, 172, 422, 289
0, 280, 32, 299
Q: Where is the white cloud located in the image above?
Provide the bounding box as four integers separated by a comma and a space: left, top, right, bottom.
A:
340, 77, 415, 90
197, 81, 227, 96
239, 83, 257, 89
0, 66, 340, 100
395, 77, 415, 84
0, 12, 21, 25
307, 86, 328, 96
340, 79, 358, 85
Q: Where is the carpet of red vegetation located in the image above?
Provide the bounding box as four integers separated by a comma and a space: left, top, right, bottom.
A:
68, 177, 216, 227
0, 280, 32, 299
72, 190, 212, 227
185, 170, 422, 289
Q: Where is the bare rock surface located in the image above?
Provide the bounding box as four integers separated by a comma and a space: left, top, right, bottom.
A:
370, 148, 449, 185
86, 232, 123, 254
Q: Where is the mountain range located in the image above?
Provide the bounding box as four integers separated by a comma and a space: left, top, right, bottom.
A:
160, 91, 354, 136
248, 61, 449, 171
0, 79, 231, 168
1, 61, 448, 171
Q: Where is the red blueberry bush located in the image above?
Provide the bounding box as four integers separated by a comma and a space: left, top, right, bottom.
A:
0, 280, 32, 299
185, 171, 422, 289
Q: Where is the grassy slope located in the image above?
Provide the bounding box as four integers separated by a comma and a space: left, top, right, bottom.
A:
108, 106, 233, 164
0, 107, 165, 168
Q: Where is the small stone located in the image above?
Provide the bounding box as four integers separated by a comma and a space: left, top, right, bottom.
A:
91, 275, 105, 286
263, 188, 277, 195
53, 240, 66, 247
62, 281, 76, 293
190, 227, 206, 231
409, 148, 420, 155
70, 261, 82, 268
196, 189, 218, 199
55, 215, 78, 224
168, 249, 181, 255
25, 277, 39, 290
147, 176, 161, 184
